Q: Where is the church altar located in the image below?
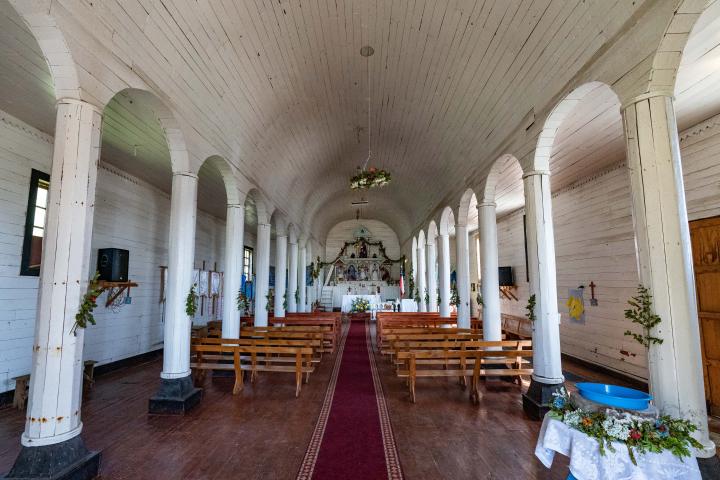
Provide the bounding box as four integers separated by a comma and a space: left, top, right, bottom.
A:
340, 294, 382, 313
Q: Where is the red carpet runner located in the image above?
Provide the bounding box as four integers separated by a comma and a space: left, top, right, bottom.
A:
297, 319, 403, 480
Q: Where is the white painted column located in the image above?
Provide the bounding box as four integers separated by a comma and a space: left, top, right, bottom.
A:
411, 243, 418, 291
438, 233, 452, 317
427, 240, 438, 312
455, 224, 471, 328
274, 234, 288, 317
417, 244, 427, 312
623, 95, 715, 456
306, 243, 313, 311
298, 245, 307, 312
523, 171, 563, 384
162, 171, 198, 380
222, 204, 244, 339
253, 222, 271, 326
287, 236, 298, 312
22, 100, 101, 448
478, 202, 502, 342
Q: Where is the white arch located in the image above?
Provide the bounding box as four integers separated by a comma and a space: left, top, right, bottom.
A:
438, 206, 456, 236
456, 188, 477, 227
532, 81, 620, 172
9, 1, 81, 100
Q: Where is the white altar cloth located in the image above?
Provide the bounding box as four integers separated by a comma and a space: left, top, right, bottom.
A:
341, 294, 382, 318
535, 416, 701, 480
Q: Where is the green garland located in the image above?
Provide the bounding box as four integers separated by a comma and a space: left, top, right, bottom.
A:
526, 294, 536, 322
186, 284, 197, 317
72, 272, 106, 335
266, 290, 274, 312
549, 388, 702, 465
624, 285, 663, 348
449, 283, 460, 306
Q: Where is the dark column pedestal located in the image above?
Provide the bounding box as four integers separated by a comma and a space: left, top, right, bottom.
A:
148, 375, 202, 415
698, 454, 720, 479
3, 435, 100, 480
522, 377, 564, 420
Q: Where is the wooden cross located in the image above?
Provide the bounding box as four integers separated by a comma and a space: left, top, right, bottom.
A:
589, 281, 598, 306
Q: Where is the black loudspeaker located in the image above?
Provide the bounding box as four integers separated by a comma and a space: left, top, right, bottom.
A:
498, 266, 514, 287
97, 248, 129, 282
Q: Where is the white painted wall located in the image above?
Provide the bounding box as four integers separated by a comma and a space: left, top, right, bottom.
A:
0, 109, 233, 393
490, 114, 720, 381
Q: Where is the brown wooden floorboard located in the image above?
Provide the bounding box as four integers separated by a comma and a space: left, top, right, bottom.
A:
2, 322, 683, 479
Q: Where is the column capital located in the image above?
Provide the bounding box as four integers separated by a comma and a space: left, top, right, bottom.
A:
621, 91, 674, 111
173, 171, 199, 180
477, 201, 497, 208
522, 169, 550, 179
226, 203, 243, 209
56, 98, 104, 115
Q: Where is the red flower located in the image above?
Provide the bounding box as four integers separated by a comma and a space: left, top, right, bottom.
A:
629, 429, 641, 440
368, 167, 377, 173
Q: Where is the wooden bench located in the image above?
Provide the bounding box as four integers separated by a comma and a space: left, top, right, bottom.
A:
12, 375, 29, 410
375, 314, 459, 345
501, 314, 532, 339
379, 328, 484, 351
191, 342, 315, 397
395, 341, 533, 402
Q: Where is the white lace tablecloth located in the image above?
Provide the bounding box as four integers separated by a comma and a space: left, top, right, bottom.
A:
535, 416, 701, 480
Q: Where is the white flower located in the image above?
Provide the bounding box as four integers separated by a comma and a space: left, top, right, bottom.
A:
563, 409, 584, 428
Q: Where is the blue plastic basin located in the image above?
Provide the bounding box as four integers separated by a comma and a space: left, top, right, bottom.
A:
575, 382, 652, 410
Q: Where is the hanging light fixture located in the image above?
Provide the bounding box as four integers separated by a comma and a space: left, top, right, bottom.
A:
350, 44, 391, 191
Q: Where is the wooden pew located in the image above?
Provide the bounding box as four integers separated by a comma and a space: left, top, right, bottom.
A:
395, 341, 533, 402
191, 340, 315, 397
375, 313, 458, 345
501, 314, 532, 339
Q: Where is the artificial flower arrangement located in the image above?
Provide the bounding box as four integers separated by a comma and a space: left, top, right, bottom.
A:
350, 166, 391, 190
449, 284, 460, 306
237, 290, 249, 313
549, 387, 702, 465
72, 272, 106, 335
351, 297, 371, 313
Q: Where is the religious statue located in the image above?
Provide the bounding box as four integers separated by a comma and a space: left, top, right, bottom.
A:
380, 265, 390, 282
347, 264, 357, 281
371, 264, 379, 281
359, 240, 368, 258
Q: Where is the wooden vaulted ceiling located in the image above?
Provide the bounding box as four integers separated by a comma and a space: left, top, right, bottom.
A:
1, 1, 720, 243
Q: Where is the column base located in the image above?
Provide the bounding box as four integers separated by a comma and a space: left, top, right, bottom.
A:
698, 454, 720, 479
3, 435, 100, 480
522, 378, 564, 420
148, 375, 202, 415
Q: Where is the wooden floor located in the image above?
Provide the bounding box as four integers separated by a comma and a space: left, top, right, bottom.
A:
0, 324, 654, 479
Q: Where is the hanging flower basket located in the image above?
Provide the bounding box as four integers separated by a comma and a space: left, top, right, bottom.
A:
350, 167, 391, 190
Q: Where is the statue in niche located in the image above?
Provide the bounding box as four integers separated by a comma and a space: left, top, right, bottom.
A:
380, 265, 390, 282
371, 264, 379, 281
359, 240, 368, 258
347, 264, 357, 281
359, 265, 368, 281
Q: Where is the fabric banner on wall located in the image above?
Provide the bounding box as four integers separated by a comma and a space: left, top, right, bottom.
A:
566, 288, 585, 324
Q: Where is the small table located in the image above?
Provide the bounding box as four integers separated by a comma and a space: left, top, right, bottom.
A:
341, 294, 381, 319
535, 415, 701, 480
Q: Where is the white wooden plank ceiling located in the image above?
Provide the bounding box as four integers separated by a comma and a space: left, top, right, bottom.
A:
0, 1, 718, 241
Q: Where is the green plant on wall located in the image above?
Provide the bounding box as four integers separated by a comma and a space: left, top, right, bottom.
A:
72, 272, 106, 335
476, 293, 483, 307
526, 294, 536, 322
624, 284, 663, 348
283, 291, 288, 310
295, 288, 300, 304
424, 289, 429, 306
186, 284, 197, 317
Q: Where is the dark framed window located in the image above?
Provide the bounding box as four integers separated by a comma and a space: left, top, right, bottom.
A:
243, 246, 254, 280
20, 169, 50, 276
